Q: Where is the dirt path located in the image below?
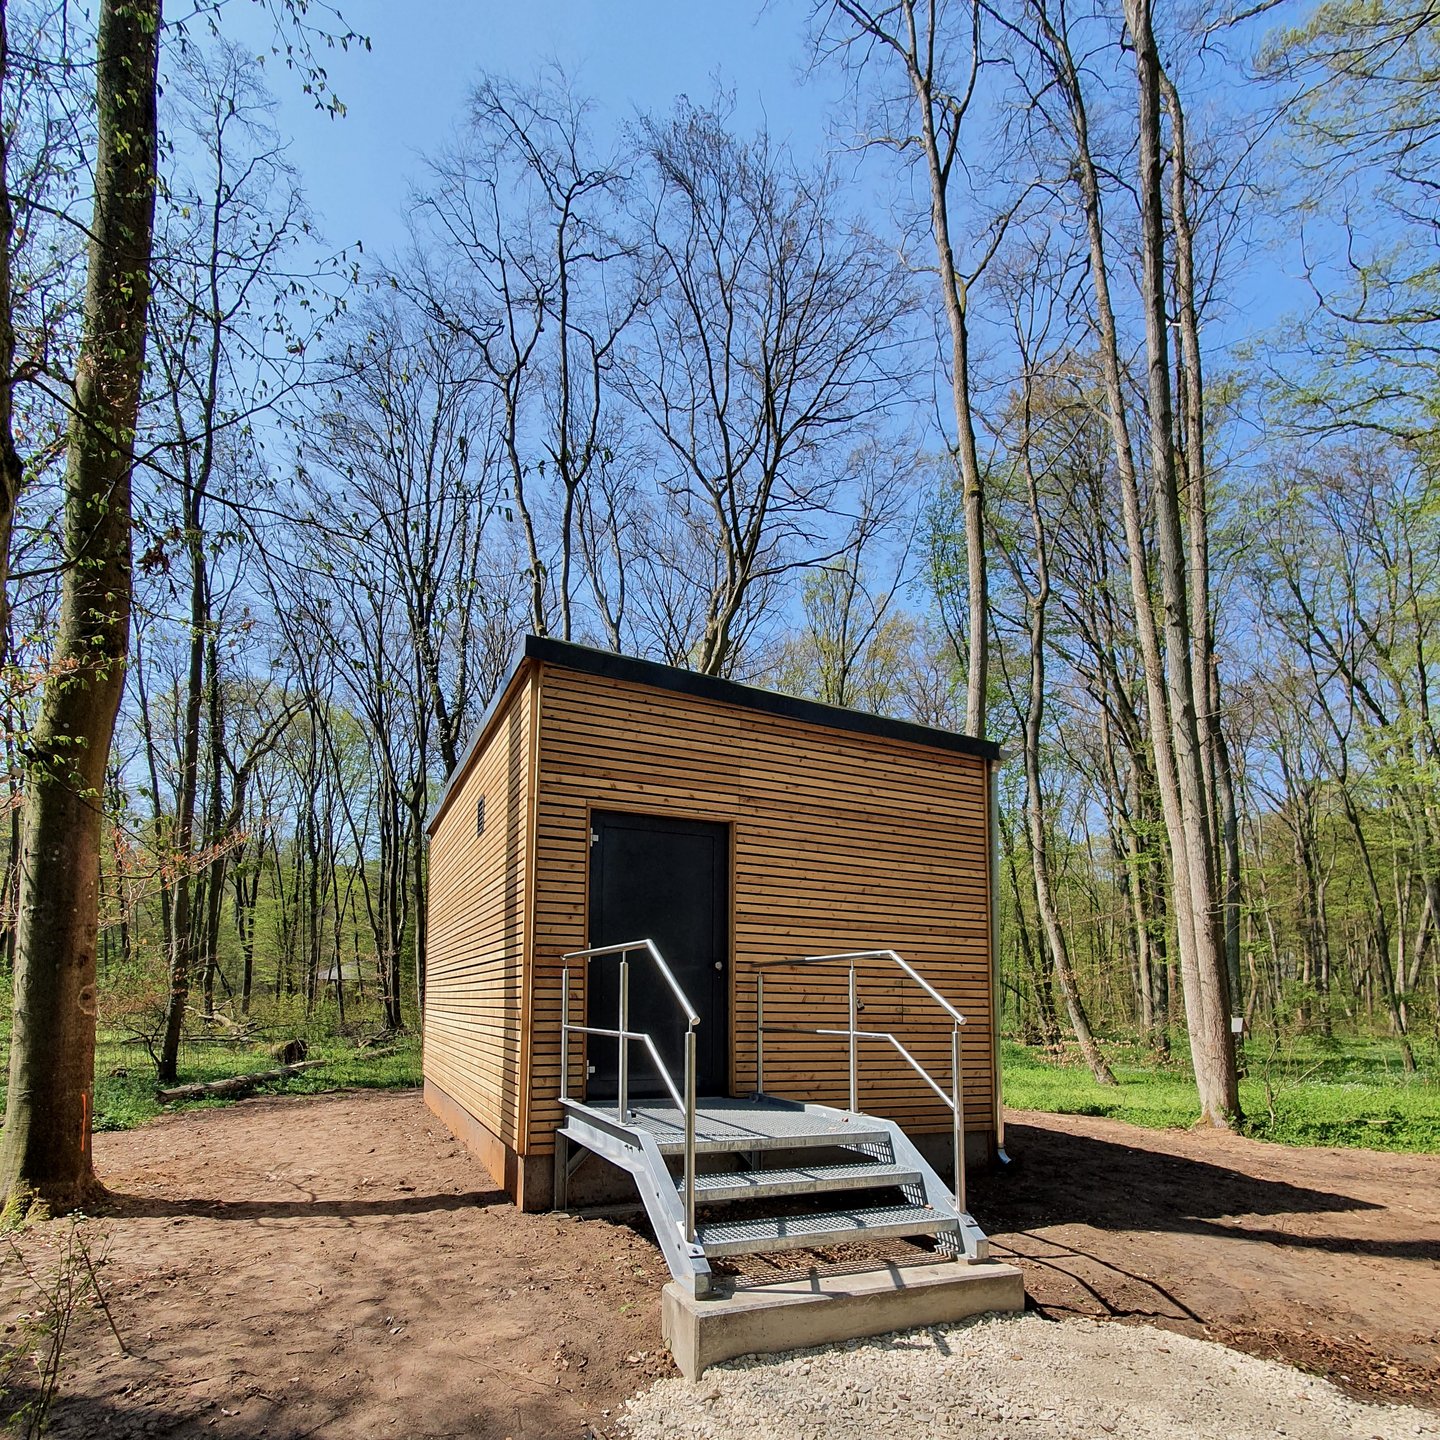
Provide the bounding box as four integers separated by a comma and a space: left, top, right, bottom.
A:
971, 1110, 1440, 1408
17, 1090, 671, 1439
5, 1092, 1436, 1437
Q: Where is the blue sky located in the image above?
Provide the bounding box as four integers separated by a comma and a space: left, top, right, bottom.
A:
209, 1, 1323, 357
224, 0, 845, 262
204, 0, 1325, 481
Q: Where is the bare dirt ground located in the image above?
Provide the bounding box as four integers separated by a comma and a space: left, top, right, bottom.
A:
971, 1110, 1440, 1409
14, 1091, 672, 1439
5, 1091, 1436, 1438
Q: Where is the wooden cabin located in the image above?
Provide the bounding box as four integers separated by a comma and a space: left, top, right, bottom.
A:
423, 636, 1002, 1211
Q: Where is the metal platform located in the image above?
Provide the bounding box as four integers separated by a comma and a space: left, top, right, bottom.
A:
554, 940, 992, 1305
589, 1096, 893, 1155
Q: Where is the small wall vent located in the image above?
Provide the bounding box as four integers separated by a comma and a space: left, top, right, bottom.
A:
475, 794, 487, 837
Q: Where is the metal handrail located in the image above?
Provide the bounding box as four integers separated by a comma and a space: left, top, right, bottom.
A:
755, 948, 965, 1025
755, 948, 969, 1216
765, 1025, 955, 1108
570, 938, 701, 1025
559, 938, 700, 1246
564, 1023, 686, 1111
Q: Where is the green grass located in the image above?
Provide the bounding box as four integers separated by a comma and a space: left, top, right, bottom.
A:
7, 1015, 1436, 1153
0, 1030, 424, 1133
90, 1031, 423, 1131
1000, 1035, 1440, 1152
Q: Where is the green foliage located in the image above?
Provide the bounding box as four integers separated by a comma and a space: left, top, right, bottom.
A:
1262, 3, 1440, 441
95, 1029, 422, 1131
0, 1028, 422, 1135
1001, 1036, 1440, 1152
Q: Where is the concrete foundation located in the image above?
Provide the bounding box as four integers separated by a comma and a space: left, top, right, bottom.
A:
424, 1079, 553, 1209
661, 1259, 1025, 1379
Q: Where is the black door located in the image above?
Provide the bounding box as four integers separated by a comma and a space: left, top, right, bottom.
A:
587, 810, 729, 1101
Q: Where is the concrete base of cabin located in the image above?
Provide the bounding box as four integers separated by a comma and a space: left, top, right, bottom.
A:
661, 1259, 1025, 1379
913, 1127, 998, 1175
424, 1079, 548, 1211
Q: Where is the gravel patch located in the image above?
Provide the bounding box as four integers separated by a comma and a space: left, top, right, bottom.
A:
621, 1312, 1440, 1440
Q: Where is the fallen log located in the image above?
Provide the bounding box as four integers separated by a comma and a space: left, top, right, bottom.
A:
156, 1058, 327, 1104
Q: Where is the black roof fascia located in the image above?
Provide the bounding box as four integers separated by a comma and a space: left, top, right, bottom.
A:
428, 634, 998, 836
525, 636, 999, 759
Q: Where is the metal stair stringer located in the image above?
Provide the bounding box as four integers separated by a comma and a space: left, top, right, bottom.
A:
861, 1108, 990, 1261
556, 1098, 715, 1297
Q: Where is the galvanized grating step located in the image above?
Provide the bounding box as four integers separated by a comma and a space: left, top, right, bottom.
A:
683, 1161, 922, 1203
586, 1099, 893, 1157
696, 1203, 959, 1257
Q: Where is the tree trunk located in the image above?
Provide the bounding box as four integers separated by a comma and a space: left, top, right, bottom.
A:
157, 524, 209, 1082
1002, 815, 1060, 1046
1338, 788, 1416, 1071
1023, 668, 1116, 1085
0, 0, 160, 1211
900, 4, 988, 738
0, 5, 26, 658
1160, 68, 1245, 1031
1123, 0, 1238, 1122
199, 629, 228, 1019
1016, 361, 1115, 1085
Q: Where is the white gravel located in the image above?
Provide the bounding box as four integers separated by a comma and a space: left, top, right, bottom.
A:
620, 1312, 1439, 1440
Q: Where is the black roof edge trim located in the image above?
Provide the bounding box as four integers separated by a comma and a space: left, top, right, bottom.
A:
429, 635, 998, 837
522, 636, 999, 762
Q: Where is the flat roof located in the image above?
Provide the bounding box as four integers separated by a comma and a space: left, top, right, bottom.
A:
427, 635, 998, 834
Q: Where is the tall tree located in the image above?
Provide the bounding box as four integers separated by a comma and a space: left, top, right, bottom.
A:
407, 69, 639, 641
1, 0, 161, 1209
145, 38, 335, 1081
816, 0, 999, 737
626, 100, 913, 676
993, 253, 1116, 1085
1001, 0, 1239, 1121
1124, 0, 1237, 1117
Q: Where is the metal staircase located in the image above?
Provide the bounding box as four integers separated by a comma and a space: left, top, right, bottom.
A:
554, 942, 991, 1299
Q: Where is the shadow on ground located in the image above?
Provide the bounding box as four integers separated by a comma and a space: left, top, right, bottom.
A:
963, 1117, 1440, 1407
101, 1188, 508, 1221
971, 1120, 1409, 1238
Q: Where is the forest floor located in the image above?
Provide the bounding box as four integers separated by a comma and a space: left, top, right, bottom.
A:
3, 1090, 1436, 1438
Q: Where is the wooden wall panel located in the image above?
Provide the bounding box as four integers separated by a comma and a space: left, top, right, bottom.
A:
525, 664, 995, 1155
423, 674, 534, 1150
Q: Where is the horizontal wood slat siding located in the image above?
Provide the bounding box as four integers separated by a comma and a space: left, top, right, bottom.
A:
526, 665, 994, 1155
424, 676, 533, 1150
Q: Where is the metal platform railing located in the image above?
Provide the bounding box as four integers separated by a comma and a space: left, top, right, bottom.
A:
754, 948, 969, 1217
559, 938, 700, 1244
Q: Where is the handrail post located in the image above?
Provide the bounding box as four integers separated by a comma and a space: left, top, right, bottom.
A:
952, 1024, 966, 1215
684, 1025, 697, 1245
560, 968, 571, 1099
756, 973, 765, 1095
555, 966, 573, 1211
618, 956, 630, 1118
848, 963, 858, 1113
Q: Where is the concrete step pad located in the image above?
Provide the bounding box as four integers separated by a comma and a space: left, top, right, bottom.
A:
662, 1259, 1026, 1378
